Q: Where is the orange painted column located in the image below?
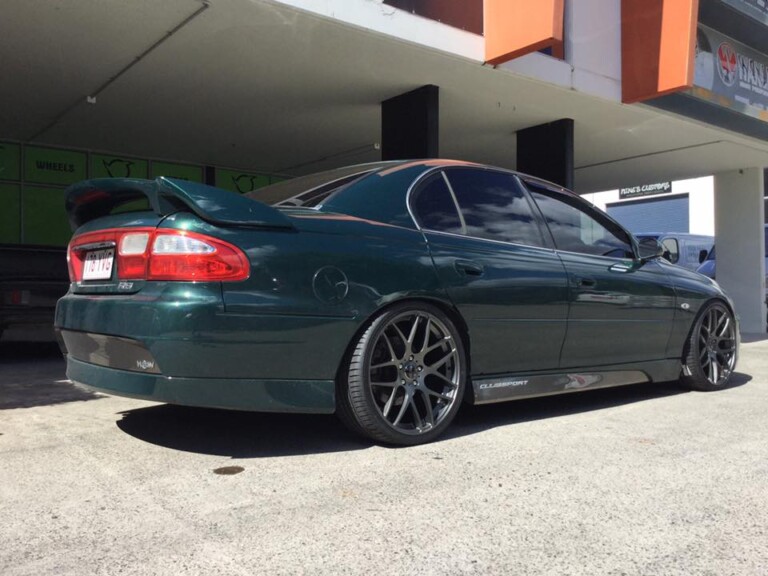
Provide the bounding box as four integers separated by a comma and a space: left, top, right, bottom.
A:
621, 0, 700, 103
484, 0, 564, 65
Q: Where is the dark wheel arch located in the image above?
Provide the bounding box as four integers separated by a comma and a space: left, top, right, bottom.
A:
335, 296, 471, 388
335, 299, 469, 444
680, 298, 738, 391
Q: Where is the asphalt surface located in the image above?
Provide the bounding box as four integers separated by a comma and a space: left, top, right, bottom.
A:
1, 338, 767, 576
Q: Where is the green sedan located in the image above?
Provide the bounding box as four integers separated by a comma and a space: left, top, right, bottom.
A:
55, 160, 738, 445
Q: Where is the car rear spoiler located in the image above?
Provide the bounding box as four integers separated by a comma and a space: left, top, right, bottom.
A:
64, 177, 294, 231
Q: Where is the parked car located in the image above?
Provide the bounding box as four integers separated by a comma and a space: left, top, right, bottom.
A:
1, 244, 68, 342
55, 161, 738, 445
697, 224, 768, 285
634, 233, 713, 271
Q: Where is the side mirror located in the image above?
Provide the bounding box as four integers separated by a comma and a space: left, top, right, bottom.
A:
698, 249, 708, 264
637, 237, 664, 261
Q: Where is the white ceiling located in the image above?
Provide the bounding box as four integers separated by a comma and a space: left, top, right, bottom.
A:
1, 0, 767, 192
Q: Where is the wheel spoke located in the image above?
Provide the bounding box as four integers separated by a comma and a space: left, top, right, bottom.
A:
426, 389, 454, 403
710, 355, 720, 383
425, 369, 459, 388
424, 336, 452, 355
421, 390, 436, 426
370, 360, 399, 370
409, 400, 424, 429
421, 317, 432, 353
715, 312, 728, 335
426, 347, 456, 372
391, 323, 409, 354
381, 332, 399, 363
407, 315, 420, 347
392, 391, 412, 426
371, 380, 399, 387
382, 387, 400, 418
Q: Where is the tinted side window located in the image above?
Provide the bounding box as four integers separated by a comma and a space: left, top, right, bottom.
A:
410, 173, 463, 234
527, 184, 634, 258
445, 169, 545, 246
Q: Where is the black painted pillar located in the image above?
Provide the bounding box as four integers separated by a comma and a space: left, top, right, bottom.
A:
516, 119, 574, 189
381, 85, 439, 161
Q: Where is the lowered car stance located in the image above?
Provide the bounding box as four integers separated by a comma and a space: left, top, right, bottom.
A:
55, 160, 738, 445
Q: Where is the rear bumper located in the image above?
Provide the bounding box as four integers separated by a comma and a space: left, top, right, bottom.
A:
55, 285, 359, 381
66, 356, 335, 414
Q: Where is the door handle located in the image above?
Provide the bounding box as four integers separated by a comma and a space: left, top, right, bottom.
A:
455, 260, 484, 276
572, 276, 596, 288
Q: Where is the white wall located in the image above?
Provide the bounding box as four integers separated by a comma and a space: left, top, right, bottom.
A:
501, 0, 623, 101
273, 0, 484, 60
714, 168, 766, 334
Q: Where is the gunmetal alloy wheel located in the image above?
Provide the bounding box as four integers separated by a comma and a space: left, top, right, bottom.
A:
681, 301, 737, 391
337, 303, 466, 445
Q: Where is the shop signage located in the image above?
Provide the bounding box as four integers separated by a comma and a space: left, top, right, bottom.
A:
91, 154, 148, 179
619, 182, 672, 199
0, 142, 20, 181
693, 25, 768, 123
24, 146, 87, 186
215, 168, 270, 193
150, 161, 203, 183
721, 0, 768, 26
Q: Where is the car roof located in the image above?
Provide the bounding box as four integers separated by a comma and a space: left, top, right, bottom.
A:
248, 159, 576, 207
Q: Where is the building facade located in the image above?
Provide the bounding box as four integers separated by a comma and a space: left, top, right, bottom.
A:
1, 0, 767, 328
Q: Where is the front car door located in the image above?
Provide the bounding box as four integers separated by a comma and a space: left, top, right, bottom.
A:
410, 167, 569, 377
522, 179, 676, 369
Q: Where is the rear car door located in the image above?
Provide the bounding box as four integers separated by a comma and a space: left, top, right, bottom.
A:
523, 180, 676, 368
410, 168, 569, 376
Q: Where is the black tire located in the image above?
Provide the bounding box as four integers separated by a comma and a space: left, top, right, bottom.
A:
680, 301, 737, 391
336, 302, 466, 446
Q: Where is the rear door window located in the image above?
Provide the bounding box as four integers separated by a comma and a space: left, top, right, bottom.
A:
443, 168, 546, 247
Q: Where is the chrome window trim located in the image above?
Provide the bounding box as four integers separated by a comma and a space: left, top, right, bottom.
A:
418, 227, 559, 254
404, 163, 633, 260
440, 171, 467, 235
407, 166, 557, 252
405, 166, 450, 232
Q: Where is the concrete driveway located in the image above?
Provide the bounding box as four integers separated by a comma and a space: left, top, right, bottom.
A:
1, 338, 767, 576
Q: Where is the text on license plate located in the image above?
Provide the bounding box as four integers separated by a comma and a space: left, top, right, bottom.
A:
83, 249, 115, 281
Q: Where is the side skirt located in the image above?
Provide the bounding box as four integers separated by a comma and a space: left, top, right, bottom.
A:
470, 360, 681, 405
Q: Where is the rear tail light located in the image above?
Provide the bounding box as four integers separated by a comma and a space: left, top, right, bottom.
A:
119, 232, 152, 279
68, 228, 249, 282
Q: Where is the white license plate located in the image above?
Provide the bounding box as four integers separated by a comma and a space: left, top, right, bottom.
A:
82, 248, 115, 281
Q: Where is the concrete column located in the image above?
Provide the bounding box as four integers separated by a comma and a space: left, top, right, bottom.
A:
516, 119, 574, 189
714, 168, 766, 334
381, 85, 439, 161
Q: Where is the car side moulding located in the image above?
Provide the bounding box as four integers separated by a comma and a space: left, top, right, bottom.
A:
471, 361, 681, 405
